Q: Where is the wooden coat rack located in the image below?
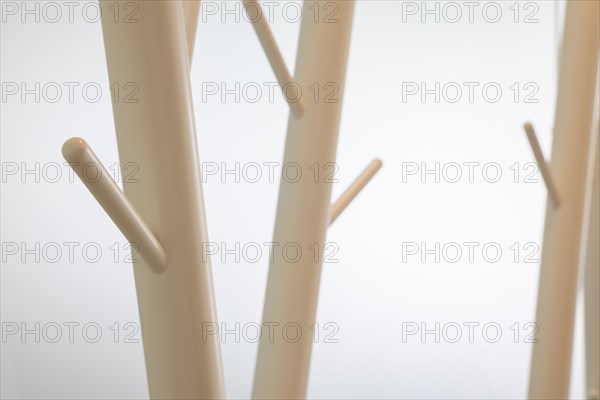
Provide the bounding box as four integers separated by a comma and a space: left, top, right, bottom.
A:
59, 1, 598, 399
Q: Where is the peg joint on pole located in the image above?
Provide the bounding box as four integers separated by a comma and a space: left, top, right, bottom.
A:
244, 0, 304, 117
62, 137, 168, 273
329, 159, 383, 225
523, 122, 561, 207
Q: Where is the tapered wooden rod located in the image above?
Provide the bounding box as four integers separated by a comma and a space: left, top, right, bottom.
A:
330, 159, 382, 225
528, 1, 599, 398
182, 0, 201, 62
253, 2, 355, 398
62, 138, 168, 274
100, 1, 224, 397
584, 102, 599, 400
523, 122, 561, 207
243, 0, 304, 117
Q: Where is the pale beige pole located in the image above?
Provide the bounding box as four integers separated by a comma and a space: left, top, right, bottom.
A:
585, 97, 600, 400
252, 1, 356, 398
528, 1, 599, 398
98, 1, 224, 398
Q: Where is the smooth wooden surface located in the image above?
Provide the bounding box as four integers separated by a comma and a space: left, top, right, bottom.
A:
253, 2, 356, 398
528, 1, 599, 398
101, 1, 225, 398
62, 137, 167, 273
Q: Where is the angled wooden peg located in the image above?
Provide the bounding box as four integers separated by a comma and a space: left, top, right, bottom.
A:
62, 137, 167, 274
524, 122, 561, 207
243, 0, 304, 117
330, 159, 383, 225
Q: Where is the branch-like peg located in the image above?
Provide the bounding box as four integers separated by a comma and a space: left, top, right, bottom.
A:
62, 137, 168, 273
243, 0, 304, 118
330, 159, 383, 225
524, 122, 561, 207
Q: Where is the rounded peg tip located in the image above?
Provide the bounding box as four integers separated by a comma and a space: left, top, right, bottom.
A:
524, 122, 533, 131
62, 137, 89, 163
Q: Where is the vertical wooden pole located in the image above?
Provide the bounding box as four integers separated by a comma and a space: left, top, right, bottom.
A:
585, 105, 600, 400
252, 1, 355, 398
100, 1, 225, 398
528, 1, 599, 398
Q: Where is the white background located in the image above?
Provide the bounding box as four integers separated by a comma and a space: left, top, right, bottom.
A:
0, 0, 592, 398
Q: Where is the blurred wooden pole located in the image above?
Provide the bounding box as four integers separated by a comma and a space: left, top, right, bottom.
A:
528, 1, 599, 398
585, 92, 600, 400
